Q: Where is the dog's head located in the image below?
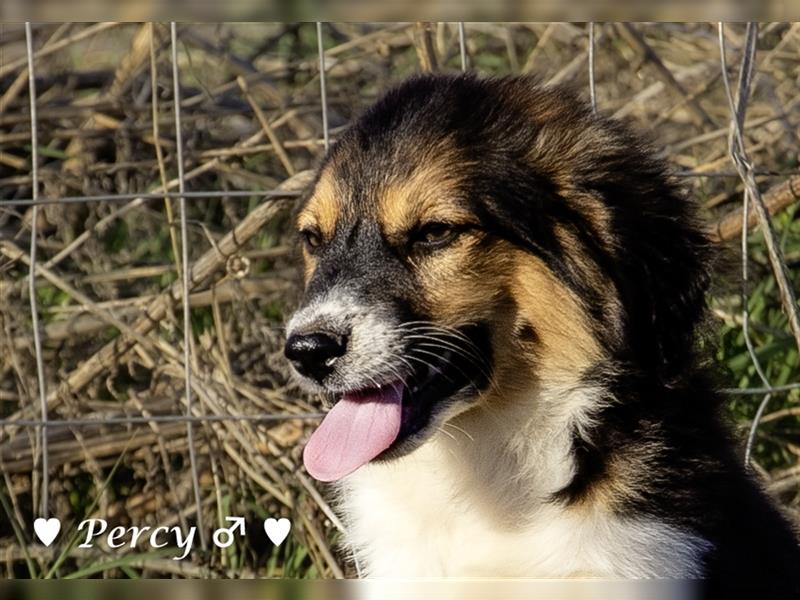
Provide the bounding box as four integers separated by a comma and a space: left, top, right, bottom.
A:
285, 74, 712, 482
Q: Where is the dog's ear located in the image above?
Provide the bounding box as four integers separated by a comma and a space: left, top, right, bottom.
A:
622, 202, 714, 384
577, 119, 716, 384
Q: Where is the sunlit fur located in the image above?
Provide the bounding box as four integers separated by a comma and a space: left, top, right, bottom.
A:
286, 74, 800, 594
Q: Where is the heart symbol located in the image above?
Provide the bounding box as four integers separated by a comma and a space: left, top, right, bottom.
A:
34, 517, 61, 546
263, 517, 291, 546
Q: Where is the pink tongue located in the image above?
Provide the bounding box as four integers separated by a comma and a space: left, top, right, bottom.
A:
303, 382, 403, 482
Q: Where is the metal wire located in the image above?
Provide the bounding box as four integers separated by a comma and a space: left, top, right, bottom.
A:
741, 188, 772, 468
588, 22, 597, 113
171, 22, 206, 550
458, 23, 467, 71
1, 190, 301, 209
719, 23, 800, 354
721, 383, 800, 396
24, 21, 50, 520
717, 23, 800, 468
719, 25, 770, 466
5, 174, 790, 211
0, 413, 324, 428
316, 22, 330, 152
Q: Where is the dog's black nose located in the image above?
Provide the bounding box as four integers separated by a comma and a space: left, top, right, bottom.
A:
285, 331, 347, 382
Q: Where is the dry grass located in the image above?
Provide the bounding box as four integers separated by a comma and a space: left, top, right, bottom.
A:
0, 22, 799, 578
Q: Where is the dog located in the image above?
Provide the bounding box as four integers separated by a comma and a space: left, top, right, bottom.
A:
283, 73, 800, 594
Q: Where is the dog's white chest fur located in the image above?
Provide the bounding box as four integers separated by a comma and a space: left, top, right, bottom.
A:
338, 434, 711, 578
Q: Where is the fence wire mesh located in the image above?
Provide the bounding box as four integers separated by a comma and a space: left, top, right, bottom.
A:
0, 22, 799, 578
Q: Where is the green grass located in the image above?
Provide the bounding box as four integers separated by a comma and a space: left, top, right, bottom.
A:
716, 207, 800, 472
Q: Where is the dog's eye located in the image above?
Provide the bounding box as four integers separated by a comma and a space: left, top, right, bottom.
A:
300, 228, 322, 251
413, 222, 458, 249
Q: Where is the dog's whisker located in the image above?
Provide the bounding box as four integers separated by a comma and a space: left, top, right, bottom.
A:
383, 353, 418, 380
402, 336, 493, 384
402, 336, 489, 370
395, 322, 475, 340
403, 330, 500, 391
436, 426, 458, 442
401, 354, 460, 386
406, 348, 480, 391
366, 357, 410, 390
399, 326, 487, 354
442, 421, 475, 442
398, 325, 492, 366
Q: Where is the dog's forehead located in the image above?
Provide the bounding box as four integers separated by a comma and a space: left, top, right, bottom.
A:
301, 142, 467, 239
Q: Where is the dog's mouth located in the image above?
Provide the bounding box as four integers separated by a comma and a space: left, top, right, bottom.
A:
302, 331, 488, 482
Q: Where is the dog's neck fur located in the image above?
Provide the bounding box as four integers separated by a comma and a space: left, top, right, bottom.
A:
336, 382, 711, 577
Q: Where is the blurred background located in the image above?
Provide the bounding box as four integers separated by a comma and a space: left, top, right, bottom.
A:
0, 22, 798, 579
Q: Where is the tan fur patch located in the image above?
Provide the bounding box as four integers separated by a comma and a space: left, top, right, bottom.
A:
507, 249, 600, 381
444, 245, 602, 422
297, 168, 340, 239
409, 230, 599, 407
414, 236, 514, 327
377, 152, 476, 245
552, 223, 623, 334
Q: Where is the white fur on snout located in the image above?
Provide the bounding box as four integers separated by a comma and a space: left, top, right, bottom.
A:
286, 290, 406, 391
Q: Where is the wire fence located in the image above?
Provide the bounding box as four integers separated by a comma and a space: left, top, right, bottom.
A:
9, 23, 325, 528
1, 22, 799, 576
